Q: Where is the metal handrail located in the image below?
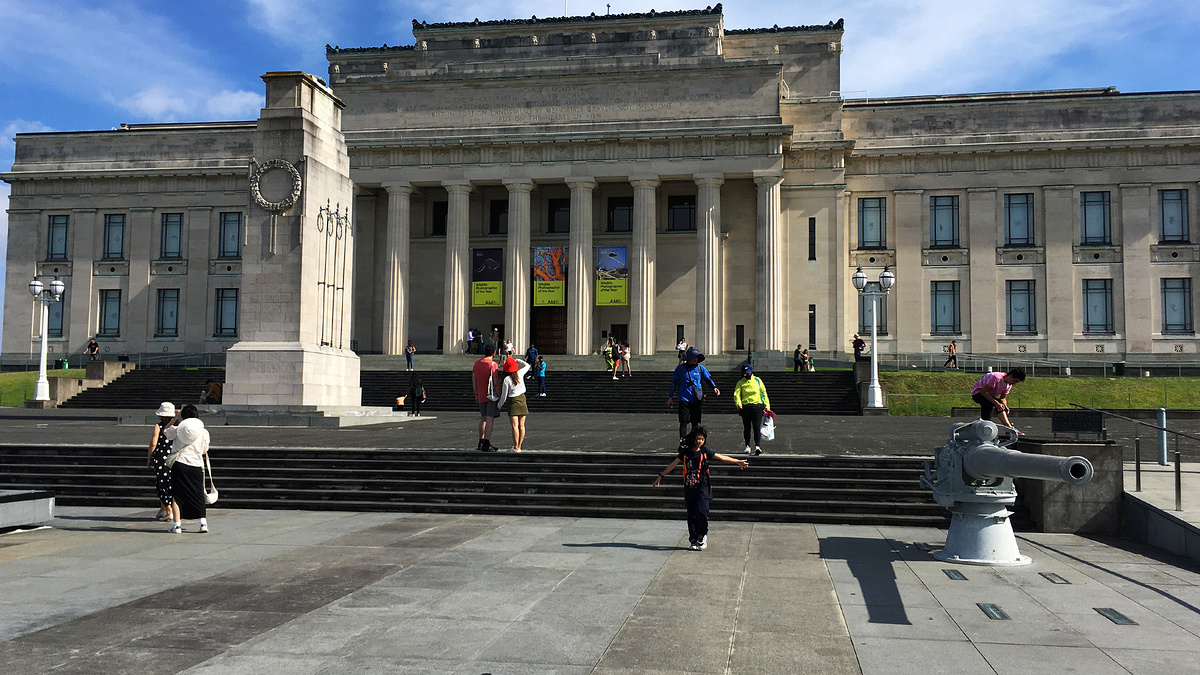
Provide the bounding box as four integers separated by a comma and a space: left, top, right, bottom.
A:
1070, 403, 1191, 512
1068, 403, 1200, 443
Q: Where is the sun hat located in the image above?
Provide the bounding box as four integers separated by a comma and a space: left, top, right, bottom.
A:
155, 402, 176, 417
503, 358, 520, 373
683, 346, 705, 363
741, 363, 753, 375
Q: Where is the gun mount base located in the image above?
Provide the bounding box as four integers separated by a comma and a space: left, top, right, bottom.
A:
934, 502, 1031, 566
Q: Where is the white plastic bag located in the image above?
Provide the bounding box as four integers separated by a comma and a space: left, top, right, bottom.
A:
760, 416, 775, 442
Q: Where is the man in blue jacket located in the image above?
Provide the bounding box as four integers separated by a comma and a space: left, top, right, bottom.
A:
667, 346, 721, 441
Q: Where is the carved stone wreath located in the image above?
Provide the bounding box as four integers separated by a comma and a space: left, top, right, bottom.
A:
250, 159, 302, 213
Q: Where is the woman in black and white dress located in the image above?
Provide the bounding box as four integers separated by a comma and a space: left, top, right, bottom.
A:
166, 404, 211, 534
146, 402, 178, 521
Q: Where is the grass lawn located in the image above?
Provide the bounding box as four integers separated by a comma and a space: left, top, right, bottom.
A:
0, 369, 87, 407
882, 370, 1200, 416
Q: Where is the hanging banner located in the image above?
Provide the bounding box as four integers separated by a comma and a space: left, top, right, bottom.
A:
595, 246, 628, 306
471, 248, 503, 307
532, 246, 566, 307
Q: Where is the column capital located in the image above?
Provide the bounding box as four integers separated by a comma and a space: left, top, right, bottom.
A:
566, 178, 597, 191
382, 182, 413, 196
503, 178, 534, 194
630, 177, 660, 189
443, 181, 473, 195
694, 174, 725, 188
753, 172, 783, 187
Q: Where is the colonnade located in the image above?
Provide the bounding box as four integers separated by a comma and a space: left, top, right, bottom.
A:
378, 174, 785, 356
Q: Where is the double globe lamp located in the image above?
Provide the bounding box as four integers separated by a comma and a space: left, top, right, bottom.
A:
28, 277, 66, 402
851, 265, 895, 410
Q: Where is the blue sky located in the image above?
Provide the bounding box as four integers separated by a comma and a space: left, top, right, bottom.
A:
2, 0, 1199, 339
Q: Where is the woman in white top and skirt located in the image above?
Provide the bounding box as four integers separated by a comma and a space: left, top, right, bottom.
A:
166, 404, 211, 533
496, 357, 531, 452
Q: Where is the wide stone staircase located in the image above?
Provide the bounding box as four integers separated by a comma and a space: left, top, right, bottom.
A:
58, 368, 862, 416
0, 444, 945, 526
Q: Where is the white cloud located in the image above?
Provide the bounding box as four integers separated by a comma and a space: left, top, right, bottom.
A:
1, 119, 54, 150
246, 0, 342, 51
0, 1, 260, 122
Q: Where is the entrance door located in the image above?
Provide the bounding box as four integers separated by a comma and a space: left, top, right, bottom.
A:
609, 323, 628, 344
532, 307, 567, 354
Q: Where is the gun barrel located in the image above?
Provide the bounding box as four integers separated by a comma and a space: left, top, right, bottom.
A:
964, 444, 1094, 485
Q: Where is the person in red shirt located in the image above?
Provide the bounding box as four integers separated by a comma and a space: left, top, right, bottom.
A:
472, 344, 501, 452
970, 367, 1026, 432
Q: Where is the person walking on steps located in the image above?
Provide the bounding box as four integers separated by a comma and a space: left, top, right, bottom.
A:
619, 341, 632, 378
472, 344, 501, 452
611, 340, 623, 379
793, 344, 803, 373
651, 426, 749, 551
535, 356, 547, 396
970, 367, 1026, 434
164, 404, 211, 534
944, 340, 958, 369
404, 374, 426, 417
525, 344, 538, 373
667, 346, 720, 442
733, 363, 771, 456
146, 402, 178, 521
496, 357, 531, 452
852, 334, 866, 361
405, 340, 417, 371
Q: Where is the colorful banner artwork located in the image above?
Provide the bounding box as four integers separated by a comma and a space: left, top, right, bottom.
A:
532, 246, 566, 307
595, 246, 628, 306
471, 248, 503, 307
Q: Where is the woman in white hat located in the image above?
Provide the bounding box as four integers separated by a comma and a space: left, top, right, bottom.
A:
165, 404, 211, 533
146, 402, 178, 521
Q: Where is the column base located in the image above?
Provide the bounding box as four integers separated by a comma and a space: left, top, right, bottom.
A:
224, 341, 361, 407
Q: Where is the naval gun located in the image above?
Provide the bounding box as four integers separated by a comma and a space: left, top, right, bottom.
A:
920, 419, 1093, 566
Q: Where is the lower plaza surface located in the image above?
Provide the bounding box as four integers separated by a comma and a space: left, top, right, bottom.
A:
2, 506, 1200, 675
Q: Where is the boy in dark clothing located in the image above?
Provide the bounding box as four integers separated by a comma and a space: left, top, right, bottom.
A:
651, 426, 749, 550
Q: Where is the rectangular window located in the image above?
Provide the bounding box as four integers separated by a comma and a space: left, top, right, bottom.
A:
808, 304, 817, 350
47, 215, 69, 261
930, 281, 961, 335
1160, 189, 1189, 242
858, 197, 886, 248
667, 195, 696, 231
47, 297, 64, 338
547, 198, 570, 233
431, 201, 448, 236
1005, 280, 1037, 335
930, 195, 960, 247
160, 213, 183, 259
156, 289, 180, 337
858, 284, 887, 335
1083, 279, 1114, 333
676, 324, 685, 343
735, 325, 745, 351
1004, 193, 1034, 246
1162, 278, 1193, 334
98, 289, 121, 336
1080, 191, 1111, 245
808, 217, 817, 261
103, 214, 125, 260
214, 288, 238, 337
608, 196, 633, 232
489, 200, 508, 235
218, 212, 242, 258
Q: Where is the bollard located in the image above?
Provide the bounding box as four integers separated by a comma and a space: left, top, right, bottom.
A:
1175, 451, 1183, 512
1134, 436, 1141, 492
1158, 408, 1169, 466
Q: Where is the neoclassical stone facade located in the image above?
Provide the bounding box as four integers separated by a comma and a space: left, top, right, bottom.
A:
4, 6, 1199, 366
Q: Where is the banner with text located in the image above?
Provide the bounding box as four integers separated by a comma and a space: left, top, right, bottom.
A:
532, 246, 567, 307
595, 246, 628, 306
471, 248, 503, 307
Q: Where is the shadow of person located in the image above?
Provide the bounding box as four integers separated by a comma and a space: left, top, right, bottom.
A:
562, 542, 679, 552
819, 535, 912, 625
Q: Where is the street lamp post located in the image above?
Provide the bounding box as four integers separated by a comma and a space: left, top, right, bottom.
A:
852, 266, 895, 410
28, 277, 65, 402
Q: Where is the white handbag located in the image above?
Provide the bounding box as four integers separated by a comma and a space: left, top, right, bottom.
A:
760, 416, 776, 442
203, 454, 219, 505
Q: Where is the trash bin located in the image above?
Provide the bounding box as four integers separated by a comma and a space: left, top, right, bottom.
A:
1112, 361, 1125, 377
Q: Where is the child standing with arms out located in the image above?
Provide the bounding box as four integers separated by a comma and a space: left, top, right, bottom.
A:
651, 426, 749, 551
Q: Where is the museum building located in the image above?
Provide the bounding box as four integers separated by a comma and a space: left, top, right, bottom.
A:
4, 5, 1199, 366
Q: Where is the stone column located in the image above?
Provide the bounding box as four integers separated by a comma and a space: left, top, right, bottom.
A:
443, 181, 472, 354
1120, 183, 1152, 355
695, 175, 724, 355
504, 179, 533, 351
381, 183, 412, 355
566, 179, 596, 355
630, 178, 659, 355
1043, 186, 1075, 354
967, 188, 998, 354
754, 173, 784, 352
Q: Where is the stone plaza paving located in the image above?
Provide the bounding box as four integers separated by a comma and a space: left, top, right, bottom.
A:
1, 505, 1199, 674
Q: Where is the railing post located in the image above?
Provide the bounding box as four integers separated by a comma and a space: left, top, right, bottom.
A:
1159, 408, 1169, 466
1175, 450, 1183, 512
1134, 435, 1141, 492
